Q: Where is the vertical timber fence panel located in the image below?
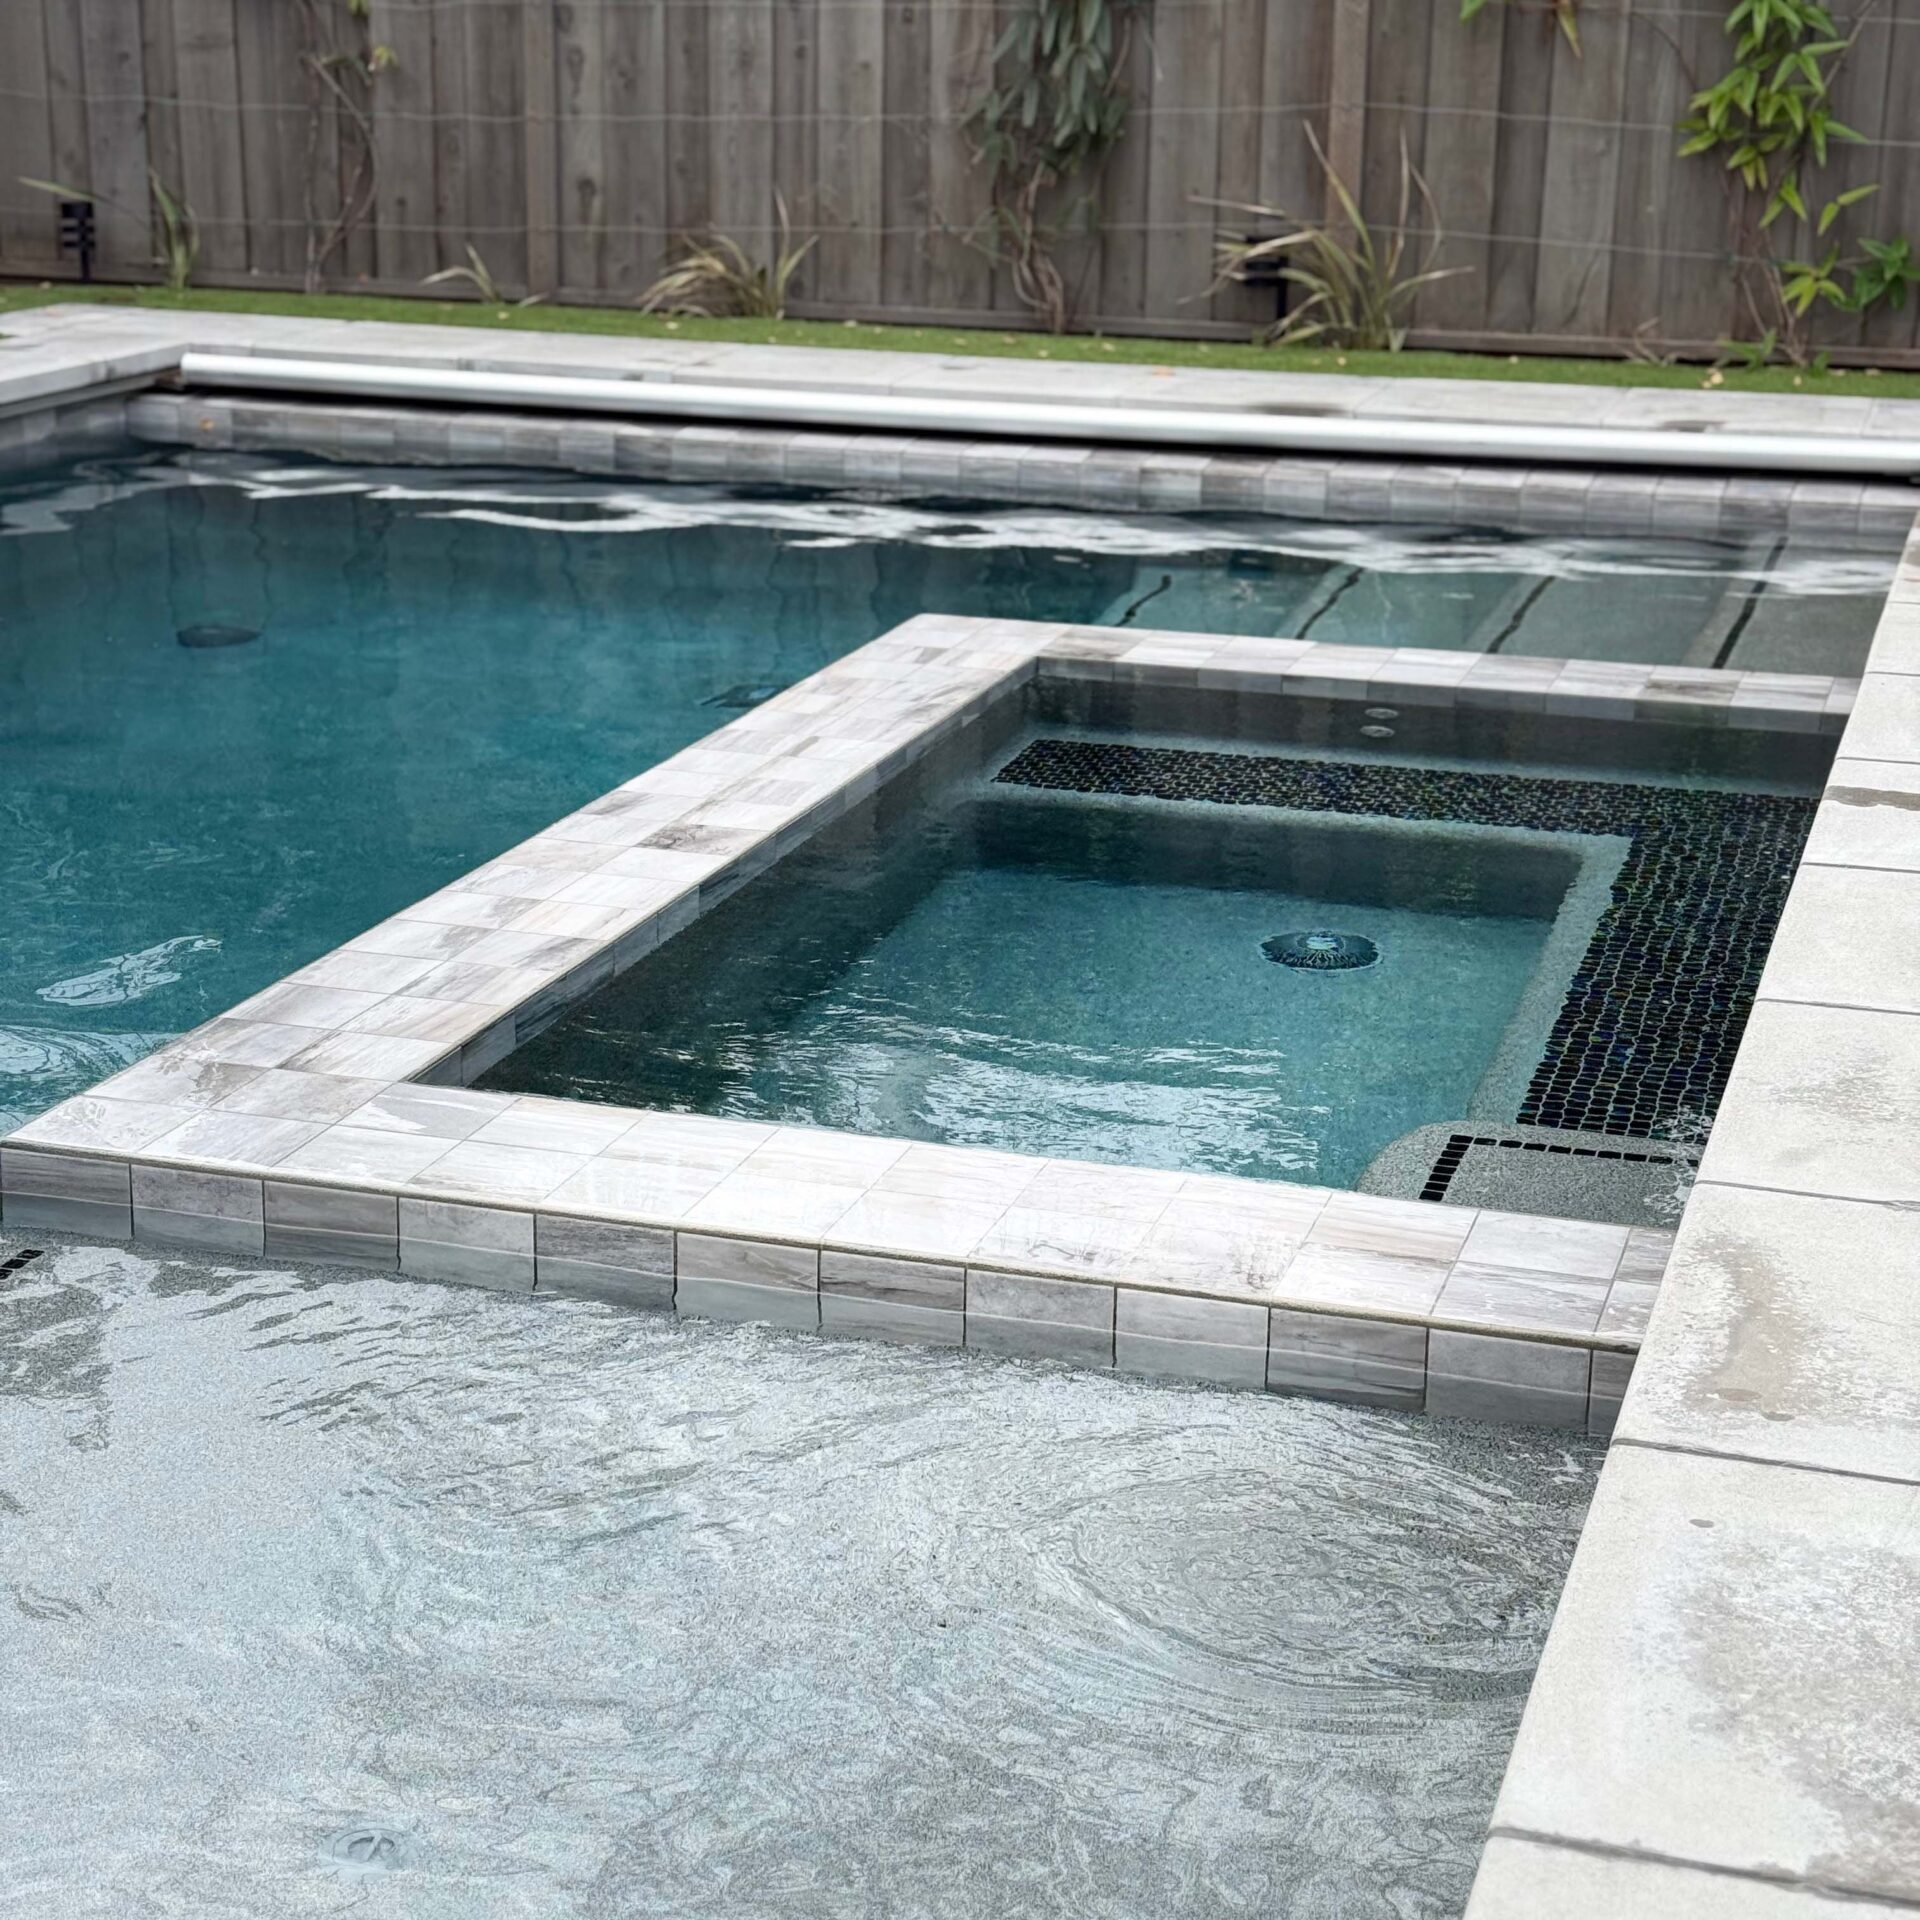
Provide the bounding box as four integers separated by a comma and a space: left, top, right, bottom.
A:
1, 0, 1917, 358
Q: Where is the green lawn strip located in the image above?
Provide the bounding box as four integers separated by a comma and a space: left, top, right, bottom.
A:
6, 281, 1920, 399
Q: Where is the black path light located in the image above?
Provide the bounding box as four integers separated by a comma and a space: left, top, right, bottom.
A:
56, 198, 95, 281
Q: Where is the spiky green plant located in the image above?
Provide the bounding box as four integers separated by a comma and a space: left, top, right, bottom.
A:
421, 244, 544, 310
1208, 129, 1465, 352
21, 171, 198, 291
638, 196, 815, 319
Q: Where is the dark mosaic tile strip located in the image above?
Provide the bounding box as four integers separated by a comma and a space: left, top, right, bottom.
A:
1420, 1132, 1688, 1204
996, 738, 1816, 1139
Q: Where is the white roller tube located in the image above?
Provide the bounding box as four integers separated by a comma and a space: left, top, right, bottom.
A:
177, 351, 1920, 479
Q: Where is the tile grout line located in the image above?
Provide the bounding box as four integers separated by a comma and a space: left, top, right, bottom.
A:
1610, 1434, 1920, 1493
1487, 1827, 1920, 1912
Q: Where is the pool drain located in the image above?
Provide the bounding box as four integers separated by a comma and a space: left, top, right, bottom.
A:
1263, 930, 1380, 971
0, 1248, 44, 1280
320, 1825, 416, 1874
176, 623, 261, 649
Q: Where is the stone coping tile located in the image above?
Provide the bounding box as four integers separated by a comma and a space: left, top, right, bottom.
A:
1, 611, 1735, 1367
1489, 1444, 1920, 1907
1806, 759, 1920, 871
1695, 999, 1920, 1208
1616, 1183, 1920, 1484
1759, 862, 1920, 1015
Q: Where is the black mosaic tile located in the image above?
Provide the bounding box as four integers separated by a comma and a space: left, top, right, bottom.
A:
995, 737, 1817, 1141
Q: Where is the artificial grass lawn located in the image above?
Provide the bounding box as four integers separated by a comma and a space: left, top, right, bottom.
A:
6, 281, 1919, 399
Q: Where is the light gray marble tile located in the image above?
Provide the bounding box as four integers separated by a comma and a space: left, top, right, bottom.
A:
820, 1249, 964, 1310
1308, 1190, 1476, 1263
820, 1245, 965, 1342
1427, 1330, 1590, 1429
231, 981, 389, 1029
337, 1086, 509, 1142
218, 1069, 389, 1124
100, 1053, 264, 1113
1614, 1225, 1676, 1287
399, 1198, 535, 1292
1839, 671, 1920, 764
171, 1018, 319, 1069
1266, 1308, 1426, 1410
1587, 1350, 1634, 1440
347, 994, 498, 1044
1, 1147, 132, 1239
409, 1139, 590, 1205
1434, 1263, 1610, 1337
675, 1275, 821, 1331
1459, 1210, 1630, 1280
534, 1215, 675, 1309
263, 1181, 398, 1268
1760, 862, 1920, 1015
285, 1031, 450, 1081
275, 1126, 451, 1184
1597, 1279, 1659, 1342
4, 1096, 198, 1155
1114, 1289, 1268, 1389
131, 1165, 264, 1257
965, 1268, 1114, 1368
678, 1232, 818, 1292
470, 1097, 646, 1157
141, 1109, 321, 1167
1276, 1243, 1452, 1316
823, 1189, 1007, 1263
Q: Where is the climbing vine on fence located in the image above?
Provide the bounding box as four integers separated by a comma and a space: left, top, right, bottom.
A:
1462, 0, 1917, 363
294, 0, 396, 293
962, 0, 1138, 334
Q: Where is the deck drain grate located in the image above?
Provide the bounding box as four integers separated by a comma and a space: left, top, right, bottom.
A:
1420, 1133, 1688, 1205
0, 1248, 45, 1280
1263, 930, 1379, 971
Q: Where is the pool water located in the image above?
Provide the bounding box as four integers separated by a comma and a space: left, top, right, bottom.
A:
0, 1236, 1600, 1919
2, 450, 1885, 1132
484, 786, 1586, 1188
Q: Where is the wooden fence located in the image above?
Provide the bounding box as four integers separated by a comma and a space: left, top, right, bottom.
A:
2, 0, 1918, 358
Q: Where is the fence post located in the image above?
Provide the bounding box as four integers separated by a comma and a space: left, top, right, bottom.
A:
523, 0, 559, 298
1325, 0, 1371, 241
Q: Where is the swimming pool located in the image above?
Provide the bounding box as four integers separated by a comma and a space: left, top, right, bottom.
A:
1, 449, 1880, 1137
482, 683, 1825, 1198
0, 1232, 1599, 1919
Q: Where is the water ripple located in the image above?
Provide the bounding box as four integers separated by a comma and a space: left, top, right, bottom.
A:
0, 1241, 1596, 1919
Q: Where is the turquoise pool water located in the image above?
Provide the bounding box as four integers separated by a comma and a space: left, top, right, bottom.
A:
1, 449, 1883, 1132
483, 785, 1582, 1188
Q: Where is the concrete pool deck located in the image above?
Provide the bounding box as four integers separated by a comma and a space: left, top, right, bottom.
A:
1466, 516, 1920, 1917
5, 303, 1919, 553
3, 309, 1920, 1914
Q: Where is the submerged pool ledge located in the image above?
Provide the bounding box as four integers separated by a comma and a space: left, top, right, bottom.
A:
0, 620, 1850, 1435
